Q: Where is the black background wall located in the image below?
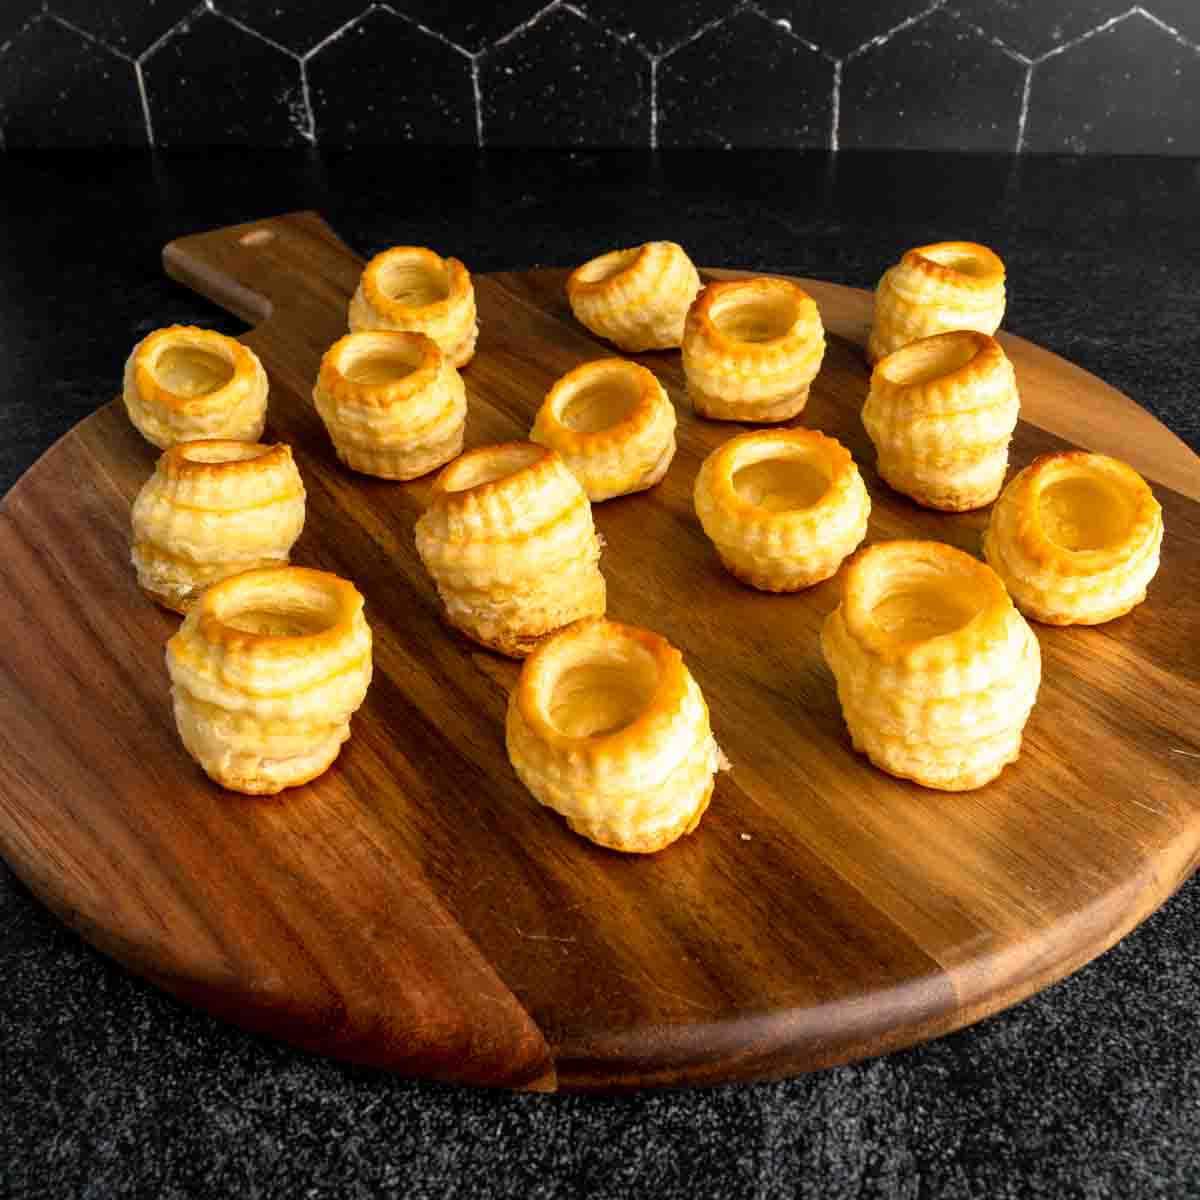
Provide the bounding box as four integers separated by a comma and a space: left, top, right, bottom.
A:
2, 0, 1198, 152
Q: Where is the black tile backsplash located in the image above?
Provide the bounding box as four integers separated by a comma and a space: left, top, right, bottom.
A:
2, 1, 1199, 152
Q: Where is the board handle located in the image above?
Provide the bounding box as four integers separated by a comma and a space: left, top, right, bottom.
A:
162, 211, 361, 343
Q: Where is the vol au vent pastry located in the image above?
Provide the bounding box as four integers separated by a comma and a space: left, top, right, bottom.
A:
506, 617, 724, 853
530, 358, 677, 501
166, 566, 373, 795
313, 330, 467, 480
982, 451, 1163, 625
349, 245, 478, 367
862, 330, 1019, 512
682, 277, 826, 422
123, 325, 268, 449
821, 541, 1041, 791
414, 442, 606, 658
867, 241, 1006, 363
694, 428, 869, 591
131, 440, 306, 614
566, 241, 701, 352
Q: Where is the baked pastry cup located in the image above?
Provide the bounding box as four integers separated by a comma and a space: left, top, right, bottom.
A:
123, 325, 268, 449
863, 330, 1019, 512
982, 451, 1163, 625
682, 277, 826, 422
529, 358, 677, 501
506, 617, 723, 853
131, 440, 306, 614
165, 566, 373, 795
566, 241, 701, 352
313, 330, 467, 480
349, 246, 478, 367
867, 242, 1006, 364
694, 429, 869, 591
821, 541, 1041, 791
414, 442, 606, 658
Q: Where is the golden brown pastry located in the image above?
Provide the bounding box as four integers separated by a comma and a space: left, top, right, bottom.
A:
682, 277, 825, 422
862, 330, 1019, 512
414, 442, 606, 657
694, 428, 869, 591
131, 440, 306, 614
867, 241, 1006, 363
313, 330, 467, 480
165, 566, 373, 795
349, 245, 478, 367
821, 540, 1041, 791
982, 451, 1163, 625
566, 241, 701, 352
123, 325, 268, 449
529, 358, 676, 501
506, 616, 724, 853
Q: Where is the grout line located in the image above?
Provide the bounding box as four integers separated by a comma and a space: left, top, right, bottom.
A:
1033, 7, 1136, 62
843, 0, 945, 63
137, 2, 207, 64
943, 6, 1031, 65
490, 0, 562, 51
46, 11, 133, 60
1014, 61, 1032, 152
296, 57, 316, 144
1, 10, 46, 57
1136, 5, 1200, 53
471, 57, 484, 147
378, 2, 473, 60
210, 5, 300, 59
563, 1, 655, 59
746, 2, 827, 60
658, 0, 747, 61
830, 58, 841, 152
302, 4, 375, 61
649, 57, 657, 149
134, 59, 155, 147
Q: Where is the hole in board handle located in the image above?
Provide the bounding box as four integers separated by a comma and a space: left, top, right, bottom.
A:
238, 229, 275, 247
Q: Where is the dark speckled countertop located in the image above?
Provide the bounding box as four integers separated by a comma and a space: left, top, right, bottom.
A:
2, 150, 1199, 1198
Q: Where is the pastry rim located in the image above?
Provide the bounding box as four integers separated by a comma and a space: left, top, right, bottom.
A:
871, 328, 1005, 396
686, 276, 820, 356
157, 439, 296, 486
431, 440, 559, 506
900, 241, 1006, 292
132, 325, 261, 414
514, 616, 691, 760
317, 330, 444, 410
566, 243, 656, 300
359, 245, 472, 324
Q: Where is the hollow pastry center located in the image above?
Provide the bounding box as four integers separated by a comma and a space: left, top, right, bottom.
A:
870, 582, 982, 644
879, 335, 979, 386
1038, 476, 1133, 551
731, 457, 829, 512
920, 246, 995, 278
152, 346, 236, 396
342, 349, 422, 386
217, 588, 341, 638
180, 443, 268, 464
709, 292, 799, 343
546, 653, 659, 739
559, 373, 641, 433
576, 247, 641, 285
377, 257, 450, 307
441, 443, 544, 492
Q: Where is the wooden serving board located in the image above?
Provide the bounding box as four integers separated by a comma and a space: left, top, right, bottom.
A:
1, 212, 1198, 1093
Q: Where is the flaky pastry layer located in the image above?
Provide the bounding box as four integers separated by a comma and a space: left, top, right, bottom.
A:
415, 442, 606, 657
694, 428, 869, 591
863, 330, 1019, 511
131, 440, 307, 613
867, 242, 1006, 364
567, 242, 701, 352
123, 325, 268, 449
506, 617, 724, 852
349, 246, 478, 367
982, 451, 1163, 625
165, 566, 373, 794
682, 277, 826, 422
530, 358, 677, 501
314, 330, 467, 480
821, 540, 1041, 791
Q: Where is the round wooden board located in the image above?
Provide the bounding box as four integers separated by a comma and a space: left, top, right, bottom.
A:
1, 212, 1198, 1093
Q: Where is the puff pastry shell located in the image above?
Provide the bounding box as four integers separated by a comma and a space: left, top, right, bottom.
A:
868, 242, 1006, 364
982, 451, 1163, 625
131, 440, 306, 614
530, 358, 676, 501
313, 330, 467, 480
123, 325, 268, 449
414, 442, 606, 657
506, 617, 723, 853
567, 241, 701, 352
682, 277, 826, 422
821, 541, 1041, 791
863, 330, 1019, 511
694, 429, 869, 591
349, 246, 478, 367
166, 566, 373, 795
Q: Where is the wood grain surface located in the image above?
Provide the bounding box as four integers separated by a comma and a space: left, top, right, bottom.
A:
0, 210, 1197, 1092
